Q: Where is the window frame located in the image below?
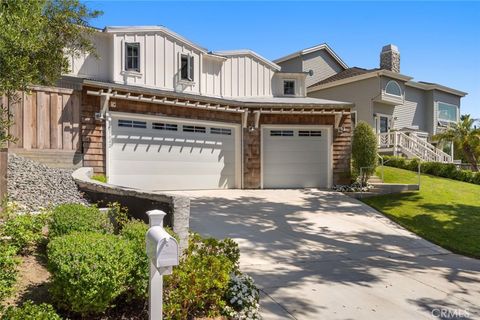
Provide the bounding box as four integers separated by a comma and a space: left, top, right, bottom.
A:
351, 111, 357, 128
125, 42, 140, 73
283, 80, 296, 96
437, 101, 459, 123
384, 80, 402, 97
180, 54, 194, 82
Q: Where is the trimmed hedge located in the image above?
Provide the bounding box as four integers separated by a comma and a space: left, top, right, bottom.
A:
383, 156, 480, 185
1, 301, 62, 320
48, 204, 113, 238
47, 232, 135, 315
120, 220, 150, 301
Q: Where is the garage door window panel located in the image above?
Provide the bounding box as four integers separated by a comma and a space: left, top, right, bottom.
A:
183, 125, 206, 133
118, 119, 147, 128
153, 123, 178, 131
270, 130, 294, 137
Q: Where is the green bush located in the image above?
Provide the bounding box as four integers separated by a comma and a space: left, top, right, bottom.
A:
163, 233, 239, 319
0, 245, 20, 301
49, 204, 113, 238
47, 232, 134, 315
120, 220, 149, 301
382, 156, 480, 185
352, 122, 378, 184
1, 213, 49, 253
1, 301, 62, 320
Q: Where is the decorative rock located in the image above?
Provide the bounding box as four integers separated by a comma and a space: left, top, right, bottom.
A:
7, 153, 88, 211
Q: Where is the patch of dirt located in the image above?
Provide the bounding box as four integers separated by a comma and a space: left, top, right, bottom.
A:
4, 251, 51, 307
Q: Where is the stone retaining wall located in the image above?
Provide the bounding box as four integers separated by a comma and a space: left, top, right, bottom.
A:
72, 167, 190, 251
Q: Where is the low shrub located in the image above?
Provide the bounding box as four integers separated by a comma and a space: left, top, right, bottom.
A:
384, 156, 407, 169
47, 232, 134, 315
48, 204, 113, 238
1, 213, 49, 253
120, 220, 149, 301
224, 273, 261, 320
382, 156, 480, 185
0, 301, 62, 320
163, 233, 239, 319
0, 245, 20, 301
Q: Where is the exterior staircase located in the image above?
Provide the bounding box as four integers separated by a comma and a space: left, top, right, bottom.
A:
377, 131, 452, 163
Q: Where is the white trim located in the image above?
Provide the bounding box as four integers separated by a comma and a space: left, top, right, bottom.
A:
108, 111, 242, 189
212, 49, 281, 71
374, 113, 392, 134
436, 101, 459, 123
104, 26, 208, 53
308, 70, 413, 92
273, 43, 349, 70
282, 79, 296, 96
260, 124, 333, 189
351, 110, 357, 128
406, 81, 467, 97
384, 80, 402, 97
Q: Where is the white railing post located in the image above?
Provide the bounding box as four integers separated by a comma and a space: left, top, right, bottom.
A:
393, 132, 397, 156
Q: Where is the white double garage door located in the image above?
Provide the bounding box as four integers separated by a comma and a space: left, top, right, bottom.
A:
108, 112, 332, 191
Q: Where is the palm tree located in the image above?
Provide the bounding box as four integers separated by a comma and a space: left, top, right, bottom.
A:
434, 115, 480, 171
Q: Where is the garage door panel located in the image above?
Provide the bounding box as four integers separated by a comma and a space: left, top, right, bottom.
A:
110, 145, 236, 163
264, 174, 325, 189
110, 159, 236, 176
109, 114, 239, 190
262, 127, 330, 189
109, 173, 235, 191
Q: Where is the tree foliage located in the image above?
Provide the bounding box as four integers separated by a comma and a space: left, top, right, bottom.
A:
434, 115, 480, 171
0, 0, 101, 147
352, 121, 378, 185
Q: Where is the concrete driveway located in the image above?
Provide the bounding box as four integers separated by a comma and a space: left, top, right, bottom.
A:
173, 189, 480, 320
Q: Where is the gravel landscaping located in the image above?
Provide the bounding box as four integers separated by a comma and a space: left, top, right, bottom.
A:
7, 154, 88, 211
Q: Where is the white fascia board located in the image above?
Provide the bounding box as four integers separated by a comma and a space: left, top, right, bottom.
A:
103, 25, 208, 53
406, 81, 467, 97
308, 70, 412, 93
273, 43, 349, 69
212, 49, 281, 71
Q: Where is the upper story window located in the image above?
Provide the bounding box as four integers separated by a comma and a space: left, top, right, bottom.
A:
125, 43, 140, 72
438, 102, 458, 122
385, 80, 402, 96
180, 54, 194, 81
283, 80, 295, 95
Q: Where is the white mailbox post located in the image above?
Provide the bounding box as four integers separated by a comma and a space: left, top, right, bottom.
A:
146, 210, 179, 320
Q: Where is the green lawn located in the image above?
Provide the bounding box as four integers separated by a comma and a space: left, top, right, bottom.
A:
361, 166, 480, 258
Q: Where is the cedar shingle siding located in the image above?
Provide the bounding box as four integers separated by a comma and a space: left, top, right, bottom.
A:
81, 87, 352, 187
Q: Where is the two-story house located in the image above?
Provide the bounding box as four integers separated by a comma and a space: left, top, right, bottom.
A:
275, 44, 467, 162
59, 26, 353, 191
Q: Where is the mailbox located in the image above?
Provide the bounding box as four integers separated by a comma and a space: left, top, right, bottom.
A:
145, 210, 179, 276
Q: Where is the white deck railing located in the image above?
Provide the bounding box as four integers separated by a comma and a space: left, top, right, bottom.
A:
378, 131, 453, 163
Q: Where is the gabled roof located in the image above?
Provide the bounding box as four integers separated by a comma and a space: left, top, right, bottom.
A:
307, 67, 466, 97
273, 43, 348, 69
103, 26, 208, 53
309, 67, 378, 87
212, 50, 281, 71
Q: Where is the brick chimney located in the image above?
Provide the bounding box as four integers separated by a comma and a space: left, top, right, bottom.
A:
380, 44, 400, 73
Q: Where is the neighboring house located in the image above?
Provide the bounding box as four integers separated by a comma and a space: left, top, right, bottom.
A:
46, 26, 352, 191
275, 44, 467, 161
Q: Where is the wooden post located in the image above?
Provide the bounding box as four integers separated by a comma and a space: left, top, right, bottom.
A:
0, 148, 7, 204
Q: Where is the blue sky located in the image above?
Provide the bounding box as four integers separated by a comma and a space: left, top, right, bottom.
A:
84, 1, 480, 118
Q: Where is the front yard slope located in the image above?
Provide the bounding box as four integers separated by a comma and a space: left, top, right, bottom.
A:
361, 166, 480, 258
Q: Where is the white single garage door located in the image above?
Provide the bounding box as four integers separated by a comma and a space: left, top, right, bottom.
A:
108, 112, 241, 191
262, 126, 332, 189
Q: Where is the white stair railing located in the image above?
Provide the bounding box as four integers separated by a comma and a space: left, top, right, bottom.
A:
378, 131, 452, 163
